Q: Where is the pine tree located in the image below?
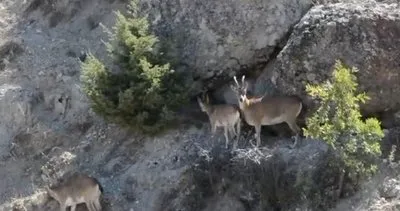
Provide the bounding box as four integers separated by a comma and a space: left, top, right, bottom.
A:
81, 0, 188, 134
304, 60, 383, 190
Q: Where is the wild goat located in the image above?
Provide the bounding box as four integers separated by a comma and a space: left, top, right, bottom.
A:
46, 173, 103, 211
197, 93, 241, 149
230, 75, 303, 148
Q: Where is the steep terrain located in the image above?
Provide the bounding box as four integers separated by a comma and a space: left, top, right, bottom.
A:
266, 2, 400, 116
0, 0, 400, 211
0, 0, 323, 210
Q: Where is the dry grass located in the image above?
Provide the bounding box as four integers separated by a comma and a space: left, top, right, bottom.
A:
0, 190, 48, 211
231, 146, 273, 165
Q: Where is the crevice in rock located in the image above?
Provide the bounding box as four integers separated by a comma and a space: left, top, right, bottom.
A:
253, 11, 311, 80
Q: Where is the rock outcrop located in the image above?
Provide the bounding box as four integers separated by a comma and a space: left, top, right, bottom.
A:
260, 2, 400, 115
24, 0, 314, 95
159, 138, 333, 211
2, 0, 400, 210
140, 0, 313, 92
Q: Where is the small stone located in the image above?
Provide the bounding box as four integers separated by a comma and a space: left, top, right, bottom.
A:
306, 73, 316, 81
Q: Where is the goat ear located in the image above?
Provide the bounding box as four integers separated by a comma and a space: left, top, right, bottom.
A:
205, 94, 209, 104
197, 97, 207, 111
253, 96, 264, 103
255, 98, 263, 103
197, 97, 204, 109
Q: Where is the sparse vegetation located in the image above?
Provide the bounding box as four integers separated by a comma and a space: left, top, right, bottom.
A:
303, 60, 384, 195
173, 141, 335, 211
81, 0, 188, 134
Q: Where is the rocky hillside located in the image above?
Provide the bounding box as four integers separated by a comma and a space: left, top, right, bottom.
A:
0, 0, 400, 211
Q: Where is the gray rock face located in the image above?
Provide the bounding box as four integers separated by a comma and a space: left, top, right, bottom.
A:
141, 0, 313, 92
265, 2, 400, 114
163, 138, 331, 211
0, 85, 35, 158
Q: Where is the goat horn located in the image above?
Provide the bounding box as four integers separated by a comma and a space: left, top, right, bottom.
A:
233, 76, 240, 86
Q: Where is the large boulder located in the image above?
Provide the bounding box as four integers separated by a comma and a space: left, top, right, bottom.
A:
22, 0, 313, 95
140, 0, 313, 91
261, 2, 400, 115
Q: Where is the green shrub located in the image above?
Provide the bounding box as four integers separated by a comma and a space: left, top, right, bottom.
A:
81, 0, 188, 134
303, 60, 383, 184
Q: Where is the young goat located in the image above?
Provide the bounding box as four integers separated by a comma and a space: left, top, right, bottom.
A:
46, 173, 103, 211
231, 75, 303, 148
197, 93, 241, 149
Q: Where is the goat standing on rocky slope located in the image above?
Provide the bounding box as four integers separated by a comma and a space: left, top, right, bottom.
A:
231, 75, 303, 148
197, 93, 241, 149
46, 173, 103, 211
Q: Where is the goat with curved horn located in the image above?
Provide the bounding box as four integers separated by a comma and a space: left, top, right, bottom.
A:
231, 75, 303, 148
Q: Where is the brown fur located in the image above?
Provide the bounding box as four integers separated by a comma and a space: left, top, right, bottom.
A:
198, 94, 241, 149
231, 75, 303, 147
46, 173, 103, 211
